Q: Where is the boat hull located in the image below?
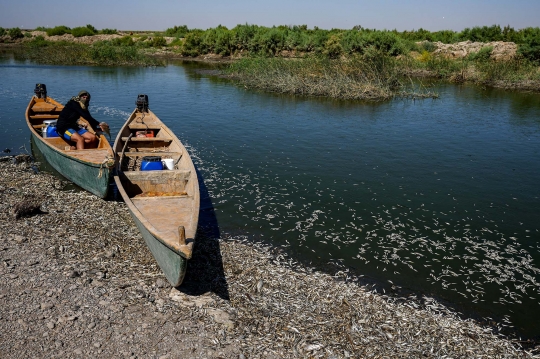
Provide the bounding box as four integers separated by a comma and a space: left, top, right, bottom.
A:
32, 131, 111, 198
25, 95, 114, 198
113, 106, 199, 287
114, 176, 188, 286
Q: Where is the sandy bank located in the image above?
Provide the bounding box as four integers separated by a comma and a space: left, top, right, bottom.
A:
0, 156, 536, 358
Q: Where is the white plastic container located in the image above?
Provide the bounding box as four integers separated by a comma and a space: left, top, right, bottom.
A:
162, 158, 174, 170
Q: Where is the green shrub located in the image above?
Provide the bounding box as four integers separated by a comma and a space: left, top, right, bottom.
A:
165, 25, 189, 38
517, 29, 540, 63
181, 31, 203, 56
341, 30, 368, 54
71, 26, 95, 37
46, 26, 70, 36
27, 35, 49, 47
324, 34, 343, 58
86, 24, 97, 33
0, 27, 5, 36
418, 50, 432, 62
421, 41, 437, 52
201, 25, 232, 55
8, 27, 24, 39
100, 28, 117, 35
284, 28, 311, 52
232, 24, 259, 51
459, 25, 503, 42
260, 27, 287, 56
468, 46, 493, 61
169, 38, 183, 47
150, 36, 167, 47
111, 36, 135, 46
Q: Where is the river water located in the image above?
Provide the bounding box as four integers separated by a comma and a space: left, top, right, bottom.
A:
1, 54, 539, 338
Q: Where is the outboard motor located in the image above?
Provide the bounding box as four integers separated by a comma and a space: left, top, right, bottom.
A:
34, 83, 47, 99
136, 94, 149, 112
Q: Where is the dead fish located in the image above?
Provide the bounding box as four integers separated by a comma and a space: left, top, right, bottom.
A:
99, 123, 111, 139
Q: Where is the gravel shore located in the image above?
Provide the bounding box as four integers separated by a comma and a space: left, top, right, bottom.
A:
0, 156, 537, 359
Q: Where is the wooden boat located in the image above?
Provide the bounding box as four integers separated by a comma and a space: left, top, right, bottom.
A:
113, 95, 200, 287
25, 84, 114, 198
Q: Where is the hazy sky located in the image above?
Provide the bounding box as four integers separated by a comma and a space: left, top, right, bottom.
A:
1, 0, 539, 32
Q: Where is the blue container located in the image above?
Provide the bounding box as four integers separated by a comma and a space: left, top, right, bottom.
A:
46, 125, 59, 137
141, 156, 163, 171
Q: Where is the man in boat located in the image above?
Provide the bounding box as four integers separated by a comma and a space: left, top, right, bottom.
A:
56, 90, 110, 150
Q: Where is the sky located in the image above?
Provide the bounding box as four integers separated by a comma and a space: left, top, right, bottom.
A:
1, 0, 539, 32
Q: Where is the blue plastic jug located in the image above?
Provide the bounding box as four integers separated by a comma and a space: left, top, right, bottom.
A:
141, 156, 163, 171
46, 125, 59, 137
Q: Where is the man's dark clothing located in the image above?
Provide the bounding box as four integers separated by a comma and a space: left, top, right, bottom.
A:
56, 99, 100, 137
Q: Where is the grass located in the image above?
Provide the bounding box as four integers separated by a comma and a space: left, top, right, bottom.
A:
226, 53, 438, 101
15, 38, 163, 66
405, 52, 540, 89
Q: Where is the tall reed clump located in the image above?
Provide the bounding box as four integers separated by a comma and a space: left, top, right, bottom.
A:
18, 39, 162, 66
226, 50, 437, 101
89, 43, 162, 66
472, 57, 540, 88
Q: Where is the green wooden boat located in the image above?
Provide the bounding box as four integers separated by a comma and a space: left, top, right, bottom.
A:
113, 95, 200, 287
25, 84, 114, 198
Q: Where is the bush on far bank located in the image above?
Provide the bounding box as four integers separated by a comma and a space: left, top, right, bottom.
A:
8, 27, 24, 39
100, 28, 118, 35
71, 26, 95, 37
4, 22, 540, 65
45, 25, 71, 36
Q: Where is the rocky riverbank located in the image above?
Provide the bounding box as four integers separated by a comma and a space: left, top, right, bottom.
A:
0, 156, 537, 358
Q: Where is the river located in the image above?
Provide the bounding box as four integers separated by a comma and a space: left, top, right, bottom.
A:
1, 54, 539, 338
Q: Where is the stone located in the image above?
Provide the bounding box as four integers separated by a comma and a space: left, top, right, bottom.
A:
13, 235, 27, 243
41, 303, 54, 310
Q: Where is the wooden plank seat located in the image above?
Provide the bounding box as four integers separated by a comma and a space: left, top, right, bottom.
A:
128, 124, 163, 130
32, 103, 59, 112
122, 151, 181, 157
30, 114, 59, 120
121, 136, 172, 143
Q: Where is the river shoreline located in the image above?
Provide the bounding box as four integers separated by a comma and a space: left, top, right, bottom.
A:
2, 35, 540, 95
1, 156, 537, 358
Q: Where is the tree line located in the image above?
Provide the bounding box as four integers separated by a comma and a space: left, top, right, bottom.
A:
1, 23, 539, 62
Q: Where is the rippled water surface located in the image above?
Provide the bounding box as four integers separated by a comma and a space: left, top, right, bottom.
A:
1, 56, 539, 337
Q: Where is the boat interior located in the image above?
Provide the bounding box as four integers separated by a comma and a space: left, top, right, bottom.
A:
117, 170, 197, 244
117, 110, 184, 172
117, 170, 192, 198
29, 97, 110, 153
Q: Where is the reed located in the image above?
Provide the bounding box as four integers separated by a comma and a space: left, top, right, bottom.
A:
404, 51, 540, 89
226, 52, 438, 101
473, 58, 540, 88
18, 39, 162, 66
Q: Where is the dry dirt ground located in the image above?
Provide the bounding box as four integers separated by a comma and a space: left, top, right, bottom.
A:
1, 155, 538, 359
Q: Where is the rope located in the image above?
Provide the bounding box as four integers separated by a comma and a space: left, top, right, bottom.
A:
98, 155, 115, 178
118, 133, 134, 173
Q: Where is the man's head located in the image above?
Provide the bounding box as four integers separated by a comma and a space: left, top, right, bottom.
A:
78, 90, 91, 105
